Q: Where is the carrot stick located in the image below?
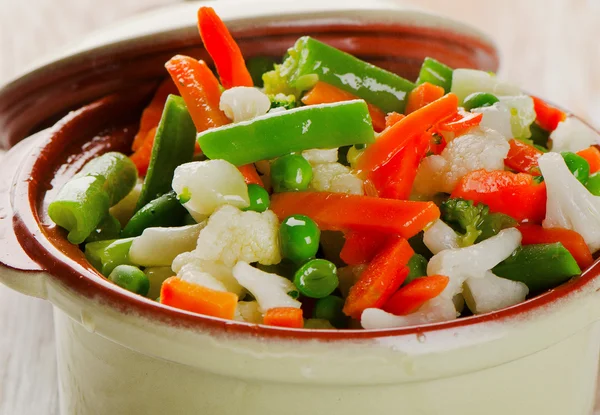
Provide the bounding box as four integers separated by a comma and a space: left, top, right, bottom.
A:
165, 55, 230, 132
382, 275, 449, 316
385, 112, 405, 128
343, 237, 413, 319
130, 127, 157, 176
518, 224, 593, 269
197, 7, 253, 89
340, 231, 387, 265
132, 79, 178, 152
355, 93, 458, 177
302, 81, 387, 132
404, 82, 444, 115
577, 146, 600, 174
238, 163, 264, 186
263, 307, 304, 328
270, 192, 440, 238
160, 277, 238, 320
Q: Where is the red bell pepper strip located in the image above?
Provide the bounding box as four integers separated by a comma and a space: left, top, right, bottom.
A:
130, 127, 157, 176
577, 146, 600, 174
385, 112, 405, 128
368, 131, 431, 199
404, 82, 445, 115
340, 231, 387, 265
197, 7, 253, 89
301, 81, 387, 132
382, 275, 449, 316
343, 237, 413, 319
160, 277, 238, 319
270, 192, 440, 238
165, 55, 230, 131
435, 108, 483, 134
132, 79, 178, 152
452, 170, 547, 223
355, 93, 458, 178
505, 139, 543, 175
517, 224, 593, 269
263, 307, 304, 328
531, 96, 566, 132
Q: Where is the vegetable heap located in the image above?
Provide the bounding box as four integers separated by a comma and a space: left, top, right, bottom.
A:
48, 7, 600, 330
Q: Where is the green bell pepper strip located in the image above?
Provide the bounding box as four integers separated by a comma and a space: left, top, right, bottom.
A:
529, 122, 550, 149
475, 213, 518, 243
274, 36, 415, 114
85, 237, 136, 276
198, 100, 375, 166
136, 95, 197, 211
48, 152, 137, 244
586, 173, 600, 196
416, 57, 453, 93
492, 242, 581, 293
121, 191, 187, 238
85, 214, 121, 243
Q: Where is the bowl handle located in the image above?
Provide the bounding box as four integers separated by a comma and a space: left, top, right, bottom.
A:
0, 132, 48, 299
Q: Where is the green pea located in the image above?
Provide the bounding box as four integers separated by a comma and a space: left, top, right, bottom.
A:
108, 265, 150, 296
561, 152, 590, 184
243, 184, 270, 212
271, 154, 313, 192
313, 295, 346, 327
463, 92, 499, 111
279, 214, 321, 263
293, 259, 339, 298
403, 254, 428, 285
586, 173, 600, 196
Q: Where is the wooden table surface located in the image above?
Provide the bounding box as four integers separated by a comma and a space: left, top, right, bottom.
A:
0, 0, 598, 414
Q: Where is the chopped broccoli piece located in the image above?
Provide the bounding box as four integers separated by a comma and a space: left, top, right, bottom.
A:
440, 198, 489, 247
268, 93, 297, 110
263, 64, 297, 96
262, 42, 318, 98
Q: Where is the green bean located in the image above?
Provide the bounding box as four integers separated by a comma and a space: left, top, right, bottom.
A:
121, 191, 186, 238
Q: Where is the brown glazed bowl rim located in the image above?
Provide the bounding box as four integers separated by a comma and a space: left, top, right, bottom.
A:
4, 0, 596, 342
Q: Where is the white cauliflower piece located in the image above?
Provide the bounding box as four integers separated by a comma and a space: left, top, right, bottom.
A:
360, 296, 457, 329
471, 103, 512, 139
463, 271, 529, 314
129, 223, 205, 267
172, 160, 250, 222
232, 261, 301, 312
539, 152, 600, 252
427, 228, 522, 300
234, 301, 263, 323
172, 252, 245, 296
309, 162, 364, 195
550, 117, 600, 153
189, 205, 281, 267
423, 219, 459, 255
414, 127, 509, 195
451, 69, 521, 103
302, 148, 339, 165
219, 86, 271, 123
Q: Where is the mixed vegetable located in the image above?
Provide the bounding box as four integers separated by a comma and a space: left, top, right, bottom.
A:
48, 7, 600, 330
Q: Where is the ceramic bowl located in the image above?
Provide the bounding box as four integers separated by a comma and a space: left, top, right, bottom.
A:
1, 1, 600, 414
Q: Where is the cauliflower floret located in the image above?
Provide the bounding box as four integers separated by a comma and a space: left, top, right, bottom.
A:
188, 205, 281, 267
234, 301, 263, 323
302, 148, 339, 165
451, 69, 521, 103
414, 127, 509, 195
360, 296, 457, 329
309, 162, 364, 195
172, 252, 245, 296
463, 271, 529, 315
232, 261, 301, 312
109, 181, 142, 226
423, 219, 459, 255
471, 102, 512, 139
472, 96, 536, 140
538, 152, 600, 252
427, 228, 522, 300
550, 117, 600, 153
219, 86, 271, 123
172, 160, 250, 222
129, 223, 205, 267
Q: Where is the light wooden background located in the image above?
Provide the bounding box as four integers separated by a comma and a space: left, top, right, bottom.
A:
0, 0, 598, 414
